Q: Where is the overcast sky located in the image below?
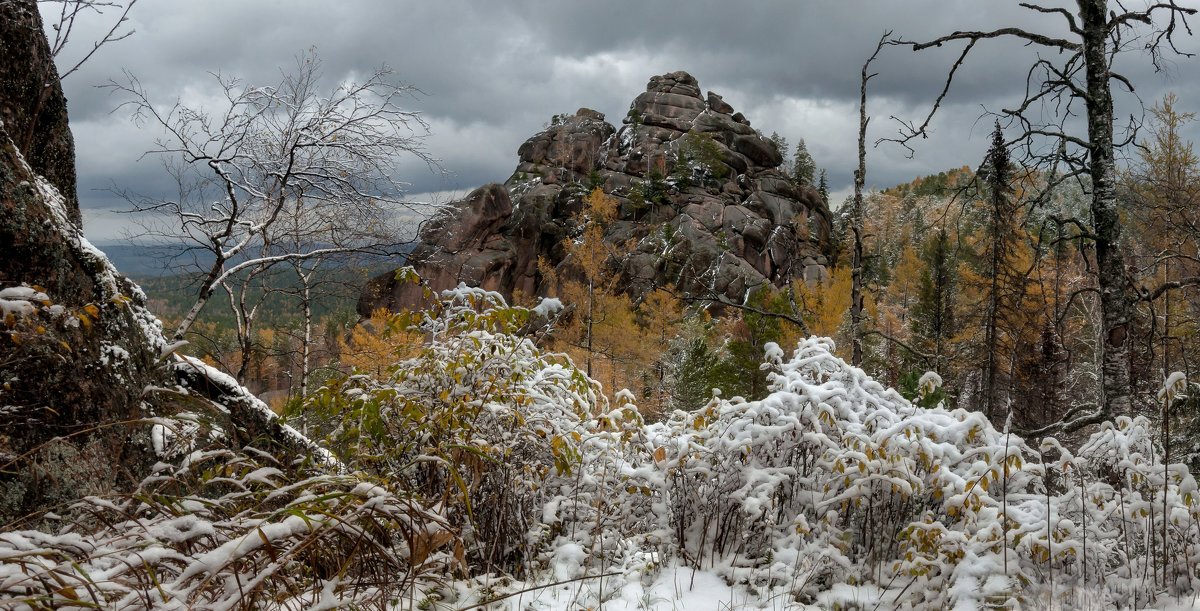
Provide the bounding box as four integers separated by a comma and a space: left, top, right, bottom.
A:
45, 1, 1200, 244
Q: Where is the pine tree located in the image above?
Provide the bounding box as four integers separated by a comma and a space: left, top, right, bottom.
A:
913, 228, 957, 374
818, 169, 829, 202
768, 132, 789, 167
792, 139, 816, 186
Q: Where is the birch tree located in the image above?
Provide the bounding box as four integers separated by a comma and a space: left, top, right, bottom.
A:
111, 49, 436, 376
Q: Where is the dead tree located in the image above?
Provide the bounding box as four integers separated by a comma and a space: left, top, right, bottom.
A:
887, 0, 1195, 433
850, 31, 889, 367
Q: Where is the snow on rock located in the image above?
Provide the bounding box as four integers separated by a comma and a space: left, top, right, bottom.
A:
0, 285, 45, 318
174, 355, 342, 471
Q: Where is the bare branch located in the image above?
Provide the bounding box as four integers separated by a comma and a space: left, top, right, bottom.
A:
1141, 276, 1200, 301
1019, 2, 1082, 35
40, 0, 138, 80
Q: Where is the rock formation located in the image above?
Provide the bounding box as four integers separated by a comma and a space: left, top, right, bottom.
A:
360, 71, 833, 315
0, 0, 330, 521
0, 0, 78, 225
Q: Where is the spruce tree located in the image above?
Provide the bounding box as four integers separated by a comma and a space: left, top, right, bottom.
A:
768, 132, 789, 166
913, 228, 957, 373
981, 121, 1014, 421
792, 139, 816, 186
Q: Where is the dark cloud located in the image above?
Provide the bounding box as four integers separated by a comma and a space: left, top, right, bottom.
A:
44, 1, 1200, 243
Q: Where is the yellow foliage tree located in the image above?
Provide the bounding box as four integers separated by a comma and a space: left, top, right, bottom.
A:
338, 308, 422, 378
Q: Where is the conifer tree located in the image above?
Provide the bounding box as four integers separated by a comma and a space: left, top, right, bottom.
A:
768, 132, 789, 166
981, 122, 1015, 420
914, 229, 957, 374
792, 139, 816, 186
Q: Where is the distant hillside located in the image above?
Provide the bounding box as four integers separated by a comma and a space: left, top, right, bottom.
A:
883, 165, 976, 198
97, 242, 414, 280
92, 243, 207, 278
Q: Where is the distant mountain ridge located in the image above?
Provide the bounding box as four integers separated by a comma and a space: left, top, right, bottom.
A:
96, 242, 415, 279
360, 71, 834, 315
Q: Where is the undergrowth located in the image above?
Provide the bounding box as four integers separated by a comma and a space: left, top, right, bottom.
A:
2, 284, 1199, 609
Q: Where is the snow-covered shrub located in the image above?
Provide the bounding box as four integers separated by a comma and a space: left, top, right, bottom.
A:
0, 443, 453, 609
653, 337, 1200, 609
291, 286, 1200, 608
536, 389, 670, 579
300, 284, 602, 575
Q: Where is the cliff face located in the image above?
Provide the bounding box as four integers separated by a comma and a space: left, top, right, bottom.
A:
0, 0, 78, 226
360, 71, 833, 315
0, 0, 331, 521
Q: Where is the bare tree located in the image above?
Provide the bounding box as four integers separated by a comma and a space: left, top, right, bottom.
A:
849, 31, 889, 367
887, 1, 1195, 433
109, 49, 436, 382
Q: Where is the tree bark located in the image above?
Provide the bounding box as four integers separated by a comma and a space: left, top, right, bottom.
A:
300, 270, 313, 401
1081, 0, 1134, 419
850, 32, 888, 367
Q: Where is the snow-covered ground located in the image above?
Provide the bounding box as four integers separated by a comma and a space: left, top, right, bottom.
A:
439, 564, 1200, 610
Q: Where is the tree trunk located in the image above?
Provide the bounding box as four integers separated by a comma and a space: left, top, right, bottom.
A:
300, 275, 312, 401
173, 254, 227, 341
586, 278, 594, 379
984, 207, 1001, 419
1082, 0, 1134, 419
850, 34, 886, 367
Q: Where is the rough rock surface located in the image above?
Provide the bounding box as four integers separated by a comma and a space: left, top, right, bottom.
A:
0, 0, 332, 522
360, 71, 833, 315
0, 0, 78, 225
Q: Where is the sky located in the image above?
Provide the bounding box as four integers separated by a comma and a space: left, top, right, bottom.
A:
43, 0, 1200, 244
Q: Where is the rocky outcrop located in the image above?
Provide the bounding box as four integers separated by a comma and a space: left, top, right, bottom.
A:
0, 115, 167, 519
0, 0, 333, 522
0, 0, 78, 225
360, 71, 833, 315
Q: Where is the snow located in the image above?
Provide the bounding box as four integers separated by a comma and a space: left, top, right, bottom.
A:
919, 370, 943, 393
464, 565, 771, 611
1160, 370, 1188, 401
6, 266, 1200, 609
174, 355, 342, 470
551, 542, 587, 581
0, 284, 49, 318
533, 296, 564, 318
0, 286, 49, 302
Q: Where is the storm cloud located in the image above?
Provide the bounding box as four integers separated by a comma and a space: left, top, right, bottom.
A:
45, 0, 1200, 243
